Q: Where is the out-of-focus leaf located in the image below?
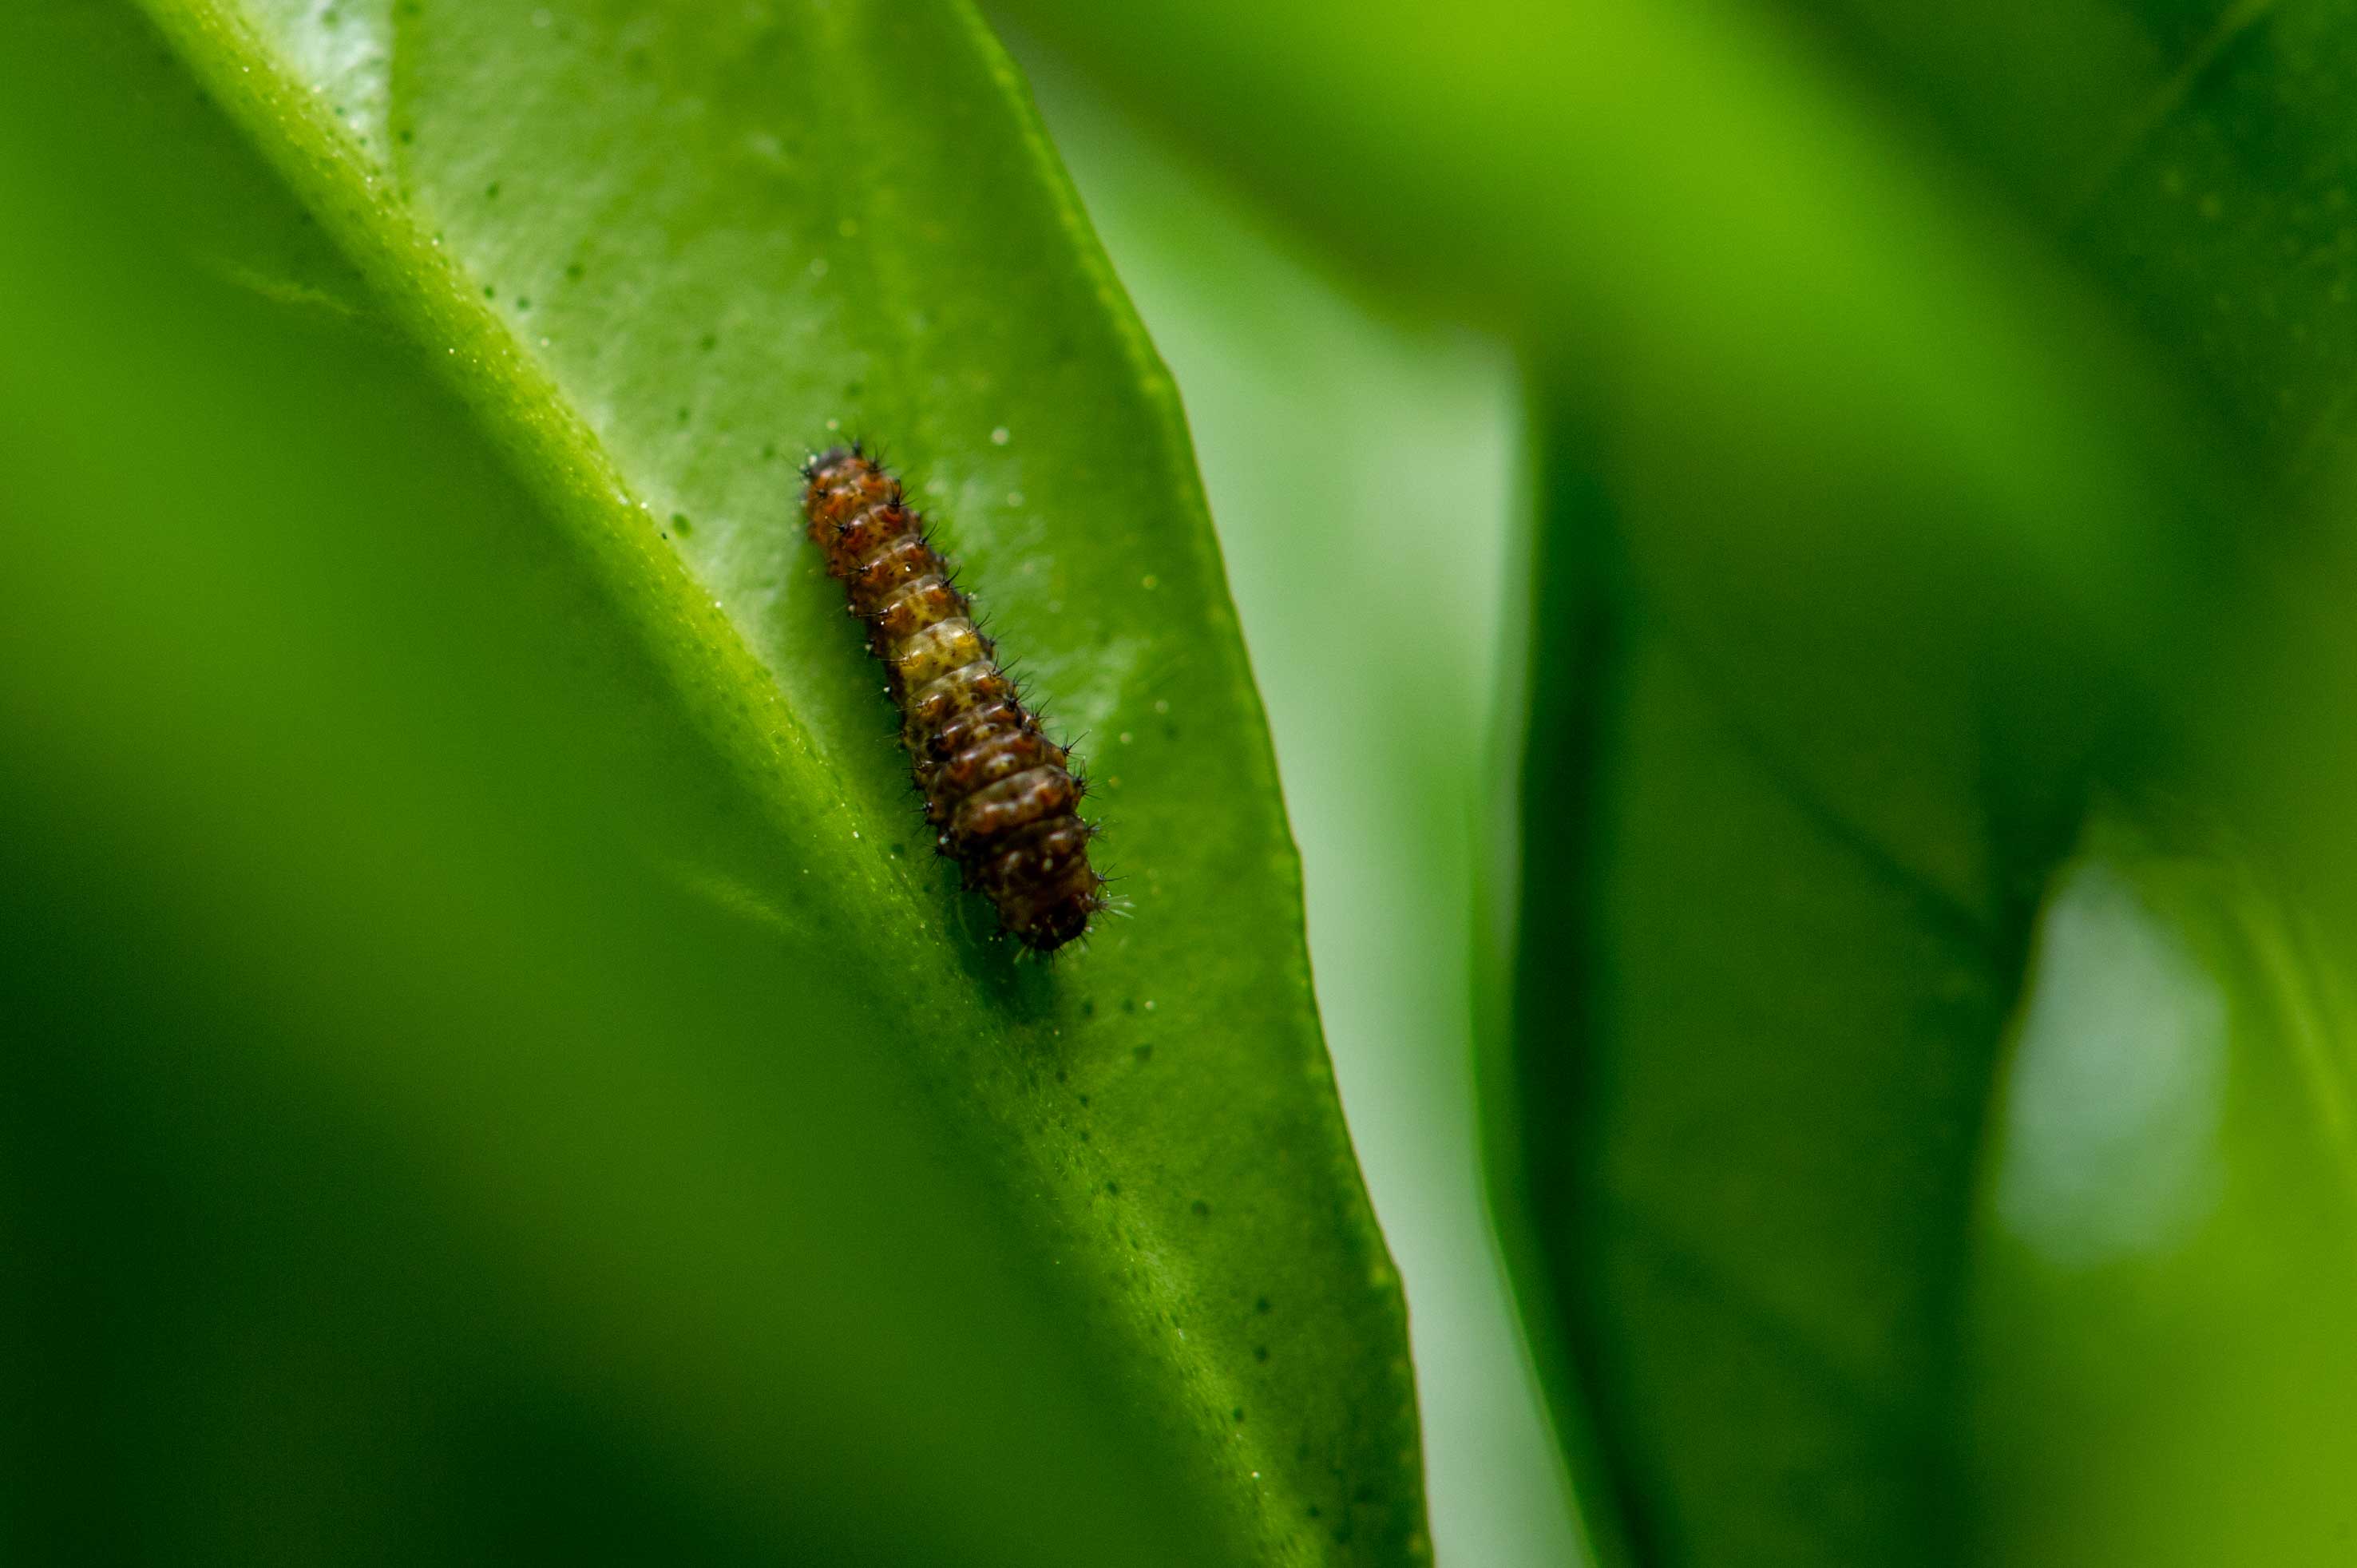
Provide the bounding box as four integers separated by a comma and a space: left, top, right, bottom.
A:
1680, 6, 2357, 1559
1776, 0, 2357, 476
1770, 0, 2357, 968
991, 2, 2223, 1558
0, 2, 1424, 1562
1962, 808, 2357, 1567
1499, 381, 2133, 1566
992, 2, 2357, 1565
985, 0, 2217, 630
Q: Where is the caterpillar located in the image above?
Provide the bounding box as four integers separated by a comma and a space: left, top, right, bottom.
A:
802, 443, 1106, 953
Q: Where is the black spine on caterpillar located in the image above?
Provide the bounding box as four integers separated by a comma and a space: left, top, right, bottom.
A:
802, 444, 1106, 952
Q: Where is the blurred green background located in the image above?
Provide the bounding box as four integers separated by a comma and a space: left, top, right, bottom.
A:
998, 0, 2357, 1561
13, 0, 2357, 1564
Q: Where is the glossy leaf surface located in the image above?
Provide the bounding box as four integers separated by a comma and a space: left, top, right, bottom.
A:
0, 3, 1422, 1562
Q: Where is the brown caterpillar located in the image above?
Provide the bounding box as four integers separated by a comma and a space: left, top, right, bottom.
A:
802, 443, 1106, 952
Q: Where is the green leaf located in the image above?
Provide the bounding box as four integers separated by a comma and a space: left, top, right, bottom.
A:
984, 0, 2217, 620
0, 3, 1422, 1562
1773, 0, 2357, 476
1007, 48, 1589, 1568
1497, 386, 2094, 1566
996, 1, 2357, 1563
1964, 809, 2357, 1567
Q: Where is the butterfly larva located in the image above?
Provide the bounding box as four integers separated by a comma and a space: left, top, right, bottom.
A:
802, 443, 1107, 952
